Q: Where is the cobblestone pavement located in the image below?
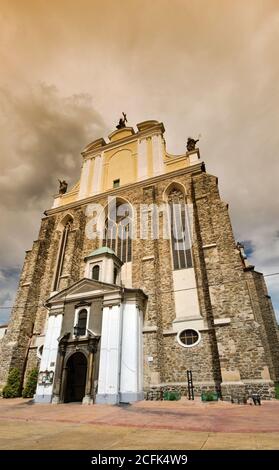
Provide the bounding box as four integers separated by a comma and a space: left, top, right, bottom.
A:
0, 398, 278, 450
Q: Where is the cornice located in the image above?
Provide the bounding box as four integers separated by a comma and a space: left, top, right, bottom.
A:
44, 162, 204, 216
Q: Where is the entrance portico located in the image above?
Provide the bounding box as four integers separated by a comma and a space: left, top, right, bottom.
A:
34, 275, 147, 405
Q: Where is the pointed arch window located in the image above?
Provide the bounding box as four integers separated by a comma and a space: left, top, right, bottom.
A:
168, 188, 192, 270
53, 219, 72, 290
102, 201, 132, 263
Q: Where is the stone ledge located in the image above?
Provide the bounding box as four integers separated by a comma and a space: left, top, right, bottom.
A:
163, 330, 176, 336
214, 318, 231, 326
143, 326, 158, 333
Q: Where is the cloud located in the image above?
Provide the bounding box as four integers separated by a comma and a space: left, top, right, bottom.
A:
0, 84, 106, 268
0, 0, 278, 322
0, 267, 21, 324
0, 84, 105, 208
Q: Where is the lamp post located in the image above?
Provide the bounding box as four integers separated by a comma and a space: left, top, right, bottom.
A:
73, 325, 82, 350
73, 324, 82, 338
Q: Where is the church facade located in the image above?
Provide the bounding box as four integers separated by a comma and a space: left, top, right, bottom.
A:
0, 119, 279, 403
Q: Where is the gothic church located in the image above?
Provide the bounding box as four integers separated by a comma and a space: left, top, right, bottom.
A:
0, 119, 278, 404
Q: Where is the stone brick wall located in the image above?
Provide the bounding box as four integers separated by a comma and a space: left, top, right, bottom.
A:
0, 216, 55, 389
1, 163, 278, 400
245, 269, 279, 381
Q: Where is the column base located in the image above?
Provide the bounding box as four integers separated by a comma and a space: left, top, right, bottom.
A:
51, 394, 61, 404
120, 391, 144, 403
34, 394, 53, 404
82, 395, 94, 405
95, 393, 119, 405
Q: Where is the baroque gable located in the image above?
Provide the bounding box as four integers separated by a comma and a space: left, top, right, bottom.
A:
46, 277, 119, 306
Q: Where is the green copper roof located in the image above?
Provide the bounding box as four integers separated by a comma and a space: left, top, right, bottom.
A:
85, 246, 116, 258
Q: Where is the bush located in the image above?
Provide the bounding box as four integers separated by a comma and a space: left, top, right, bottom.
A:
22, 368, 38, 398
2, 368, 21, 398
275, 383, 279, 400
163, 390, 181, 401
201, 391, 218, 402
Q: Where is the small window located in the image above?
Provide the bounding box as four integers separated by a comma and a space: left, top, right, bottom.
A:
77, 309, 87, 336
37, 345, 44, 359
113, 179, 120, 188
177, 329, 200, 348
113, 266, 118, 284
92, 265, 100, 281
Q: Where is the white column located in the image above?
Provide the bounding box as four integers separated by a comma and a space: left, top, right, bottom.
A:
34, 313, 63, 403
152, 134, 164, 176
78, 158, 91, 199
137, 308, 143, 393
91, 153, 104, 194
120, 303, 144, 402
137, 139, 148, 181
96, 305, 123, 404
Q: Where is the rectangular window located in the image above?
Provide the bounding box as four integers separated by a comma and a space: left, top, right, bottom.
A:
113, 179, 120, 188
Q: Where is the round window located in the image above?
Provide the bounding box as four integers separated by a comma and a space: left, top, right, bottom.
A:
177, 329, 200, 348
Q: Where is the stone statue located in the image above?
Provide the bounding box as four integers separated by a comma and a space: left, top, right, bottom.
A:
116, 112, 128, 129
186, 137, 199, 152
58, 179, 68, 195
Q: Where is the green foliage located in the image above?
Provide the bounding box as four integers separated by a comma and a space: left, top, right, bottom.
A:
201, 391, 218, 402
2, 368, 21, 398
163, 390, 181, 401
22, 368, 38, 398
275, 383, 279, 400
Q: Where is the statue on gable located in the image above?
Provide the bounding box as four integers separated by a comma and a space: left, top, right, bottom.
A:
186, 137, 199, 152
58, 179, 68, 195
116, 112, 128, 129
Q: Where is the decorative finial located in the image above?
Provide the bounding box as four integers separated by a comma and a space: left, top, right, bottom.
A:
116, 112, 128, 129
186, 137, 199, 152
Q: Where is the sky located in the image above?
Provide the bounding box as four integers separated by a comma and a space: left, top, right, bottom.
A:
0, 0, 278, 323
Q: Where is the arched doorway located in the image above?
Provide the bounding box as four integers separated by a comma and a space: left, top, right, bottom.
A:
64, 352, 87, 403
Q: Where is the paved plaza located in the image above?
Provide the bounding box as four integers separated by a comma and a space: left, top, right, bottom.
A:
0, 398, 278, 450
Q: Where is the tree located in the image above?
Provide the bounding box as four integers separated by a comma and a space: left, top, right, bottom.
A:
22, 368, 38, 398
2, 368, 21, 398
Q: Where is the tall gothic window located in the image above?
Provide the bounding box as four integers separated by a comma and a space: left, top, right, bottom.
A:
168, 188, 192, 270
102, 201, 132, 263
53, 219, 72, 291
